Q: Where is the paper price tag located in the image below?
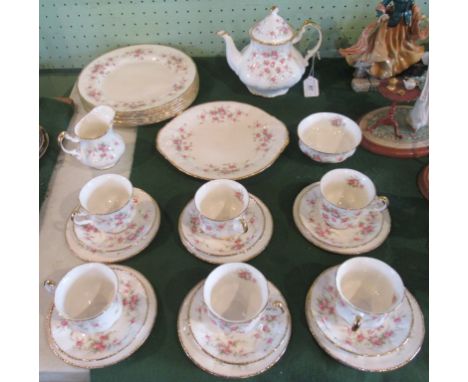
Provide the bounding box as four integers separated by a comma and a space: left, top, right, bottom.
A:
303, 76, 319, 97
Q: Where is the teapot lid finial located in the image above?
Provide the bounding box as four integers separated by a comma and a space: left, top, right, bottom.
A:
250, 6, 295, 45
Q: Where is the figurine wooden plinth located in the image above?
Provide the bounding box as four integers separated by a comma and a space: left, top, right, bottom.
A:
418, 165, 429, 200
359, 79, 429, 158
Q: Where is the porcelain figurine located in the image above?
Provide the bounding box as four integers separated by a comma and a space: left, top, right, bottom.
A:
339, 0, 428, 80
218, 6, 322, 97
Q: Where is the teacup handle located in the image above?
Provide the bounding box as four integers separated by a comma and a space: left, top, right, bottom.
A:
58, 131, 81, 159
71, 208, 94, 226
367, 196, 389, 213
240, 218, 248, 234
43, 279, 56, 294
272, 300, 286, 314
351, 315, 362, 332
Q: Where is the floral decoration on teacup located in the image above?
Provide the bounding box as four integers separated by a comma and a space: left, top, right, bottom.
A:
319, 169, 389, 230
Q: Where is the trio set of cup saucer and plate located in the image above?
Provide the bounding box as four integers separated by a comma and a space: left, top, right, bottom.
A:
44, 43, 425, 377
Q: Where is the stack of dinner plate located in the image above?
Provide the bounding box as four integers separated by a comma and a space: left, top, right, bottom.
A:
77, 44, 199, 127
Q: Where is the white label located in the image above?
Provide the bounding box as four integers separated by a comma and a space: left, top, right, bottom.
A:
303, 76, 319, 97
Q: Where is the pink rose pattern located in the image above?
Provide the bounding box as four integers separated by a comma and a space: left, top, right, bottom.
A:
253, 15, 292, 41
315, 280, 407, 350
304, 190, 380, 245
193, 299, 284, 361
169, 105, 277, 176
75, 196, 153, 252
185, 205, 259, 255
84, 48, 190, 110
347, 177, 364, 188
53, 270, 144, 354
246, 50, 294, 85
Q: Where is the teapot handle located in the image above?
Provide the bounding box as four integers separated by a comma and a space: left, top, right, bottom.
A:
293, 20, 323, 62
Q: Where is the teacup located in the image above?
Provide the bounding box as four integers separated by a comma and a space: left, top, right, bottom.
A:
335, 257, 405, 331
72, 174, 136, 234
319, 168, 389, 229
298, 112, 362, 163
44, 263, 122, 334
203, 263, 283, 333
194, 179, 249, 239
58, 105, 125, 169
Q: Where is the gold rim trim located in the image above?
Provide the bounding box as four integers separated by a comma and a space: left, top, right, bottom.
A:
292, 183, 391, 255
155, 102, 290, 181
177, 281, 291, 378
78, 44, 198, 114
249, 19, 320, 46
305, 267, 425, 372
65, 189, 161, 263
178, 195, 273, 264
186, 281, 291, 366
46, 265, 157, 368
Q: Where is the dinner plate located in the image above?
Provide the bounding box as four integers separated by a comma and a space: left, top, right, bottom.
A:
78, 44, 198, 116
157, 101, 289, 180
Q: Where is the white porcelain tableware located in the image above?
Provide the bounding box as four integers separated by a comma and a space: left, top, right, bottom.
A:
204, 263, 275, 333
335, 257, 405, 331
72, 174, 136, 234
44, 263, 122, 334
293, 182, 391, 254
305, 266, 425, 371
157, 101, 289, 180
218, 6, 322, 97
47, 265, 157, 368
179, 193, 273, 264
319, 169, 389, 230
66, 187, 161, 263
194, 179, 249, 239
178, 280, 291, 377
78, 44, 198, 126
298, 112, 362, 163
309, 266, 412, 357
57, 105, 125, 169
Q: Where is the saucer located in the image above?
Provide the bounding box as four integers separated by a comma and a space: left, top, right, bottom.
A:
293, 183, 391, 255
178, 280, 291, 378
179, 194, 273, 264
307, 267, 412, 356
46, 265, 157, 368
65, 188, 161, 263
189, 281, 289, 364
305, 266, 425, 372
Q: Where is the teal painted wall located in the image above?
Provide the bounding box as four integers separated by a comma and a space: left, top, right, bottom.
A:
40, 0, 428, 69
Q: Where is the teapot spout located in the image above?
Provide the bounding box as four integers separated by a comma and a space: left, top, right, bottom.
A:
217, 31, 242, 75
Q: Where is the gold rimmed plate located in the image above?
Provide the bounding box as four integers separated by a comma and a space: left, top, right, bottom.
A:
157, 101, 289, 180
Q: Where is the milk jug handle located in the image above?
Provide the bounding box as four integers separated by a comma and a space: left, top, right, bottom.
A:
57, 131, 81, 159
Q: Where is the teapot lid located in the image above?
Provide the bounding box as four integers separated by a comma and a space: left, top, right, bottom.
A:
250, 6, 295, 45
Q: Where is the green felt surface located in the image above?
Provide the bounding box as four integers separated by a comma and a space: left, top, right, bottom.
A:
40, 57, 428, 381
39, 97, 74, 206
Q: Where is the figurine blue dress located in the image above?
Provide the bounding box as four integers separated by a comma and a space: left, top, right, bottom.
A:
339, 0, 428, 79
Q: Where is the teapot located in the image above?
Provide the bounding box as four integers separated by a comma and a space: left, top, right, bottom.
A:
218, 6, 322, 97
